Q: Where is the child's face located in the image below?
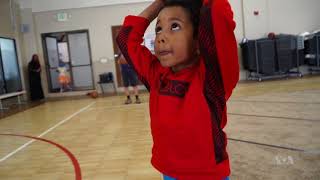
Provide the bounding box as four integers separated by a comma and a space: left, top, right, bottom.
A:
154, 6, 198, 71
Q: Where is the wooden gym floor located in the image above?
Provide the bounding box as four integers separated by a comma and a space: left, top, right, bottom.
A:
0, 76, 319, 180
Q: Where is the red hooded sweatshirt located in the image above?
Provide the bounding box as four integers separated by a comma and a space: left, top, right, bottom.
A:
117, 0, 239, 179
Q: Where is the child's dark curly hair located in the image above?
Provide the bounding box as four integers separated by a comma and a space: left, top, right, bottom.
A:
163, 0, 203, 37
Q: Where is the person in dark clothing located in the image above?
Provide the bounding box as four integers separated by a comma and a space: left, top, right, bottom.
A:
28, 54, 44, 101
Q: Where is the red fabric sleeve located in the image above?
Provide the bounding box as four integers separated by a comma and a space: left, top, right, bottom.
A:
116, 15, 161, 90
201, 0, 239, 101
212, 0, 239, 100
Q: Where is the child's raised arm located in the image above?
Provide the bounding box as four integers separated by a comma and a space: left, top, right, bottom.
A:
116, 0, 164, 90
199, 0, 239, 101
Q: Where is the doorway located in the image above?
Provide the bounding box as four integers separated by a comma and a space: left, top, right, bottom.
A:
42, 30, 94, 93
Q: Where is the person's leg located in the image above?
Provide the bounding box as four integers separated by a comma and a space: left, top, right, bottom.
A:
66, 76, 72, 90
123, 86, 132, 104
60, 83, 64, 92
124, 86, 130, 96
66, 83, 72, 90
121, 66, 132, 104
59, 76, 64, 92
224, 176, 230, 180
133, 85, 139, 96
128, 68, 141, 104
133, 85, 141, 104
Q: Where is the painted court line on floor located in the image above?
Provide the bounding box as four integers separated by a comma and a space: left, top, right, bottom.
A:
0, 134, 82, 180
230, 99, 320, 105
0, 102, 96, 163
87, 103, 147, 111
229, 113, 319, 123
228, 138, 305, 152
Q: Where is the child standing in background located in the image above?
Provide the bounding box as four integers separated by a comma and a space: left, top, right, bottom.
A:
117, 0, 239, 179
57, 60, 71, 92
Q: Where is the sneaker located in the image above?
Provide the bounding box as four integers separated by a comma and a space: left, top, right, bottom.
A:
135, 98, 141, 104
125, 98, 132, 104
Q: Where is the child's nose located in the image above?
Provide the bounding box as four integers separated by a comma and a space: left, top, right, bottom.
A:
157, 34, 166, 44
158, 39, 165, 43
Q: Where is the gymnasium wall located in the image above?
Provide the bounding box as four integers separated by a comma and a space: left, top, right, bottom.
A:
242, 0, 320, 39
0, 0, 14, 38
268, 0, 320, 35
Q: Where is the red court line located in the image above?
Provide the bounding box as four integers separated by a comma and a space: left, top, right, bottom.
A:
0, 134, 82, 180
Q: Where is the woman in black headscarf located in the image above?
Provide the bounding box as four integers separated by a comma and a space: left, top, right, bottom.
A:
28, 54, 44, 101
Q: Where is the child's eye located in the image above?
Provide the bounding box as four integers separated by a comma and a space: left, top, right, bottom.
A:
155, 26, 162, 34
171, 23, 181, 31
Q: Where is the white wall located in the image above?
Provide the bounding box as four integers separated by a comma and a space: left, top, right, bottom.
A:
0, 0, 14, 38
268, 0, 320, 34
242, 0, 320, 39
18, 0, 152, 12
20, 8, 38, 59
229, 0, 244, 42
242, 0, 270, 39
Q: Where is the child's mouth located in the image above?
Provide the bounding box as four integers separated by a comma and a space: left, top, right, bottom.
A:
159, 50, 172, 56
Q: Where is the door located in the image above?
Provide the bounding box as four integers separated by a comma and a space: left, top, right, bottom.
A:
45, 36, 61, 91
68, 32, 94, 90
43, 30, 94, 92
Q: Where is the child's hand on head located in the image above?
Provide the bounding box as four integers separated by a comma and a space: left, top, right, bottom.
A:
139, 0, 165, 21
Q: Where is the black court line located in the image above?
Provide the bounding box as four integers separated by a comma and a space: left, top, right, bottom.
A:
230, 99, 320, 105
228, 113, 319, 123
228, 138, 305, 152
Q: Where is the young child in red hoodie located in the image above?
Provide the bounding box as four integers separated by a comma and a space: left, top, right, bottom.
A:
117, 0, 239, 179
